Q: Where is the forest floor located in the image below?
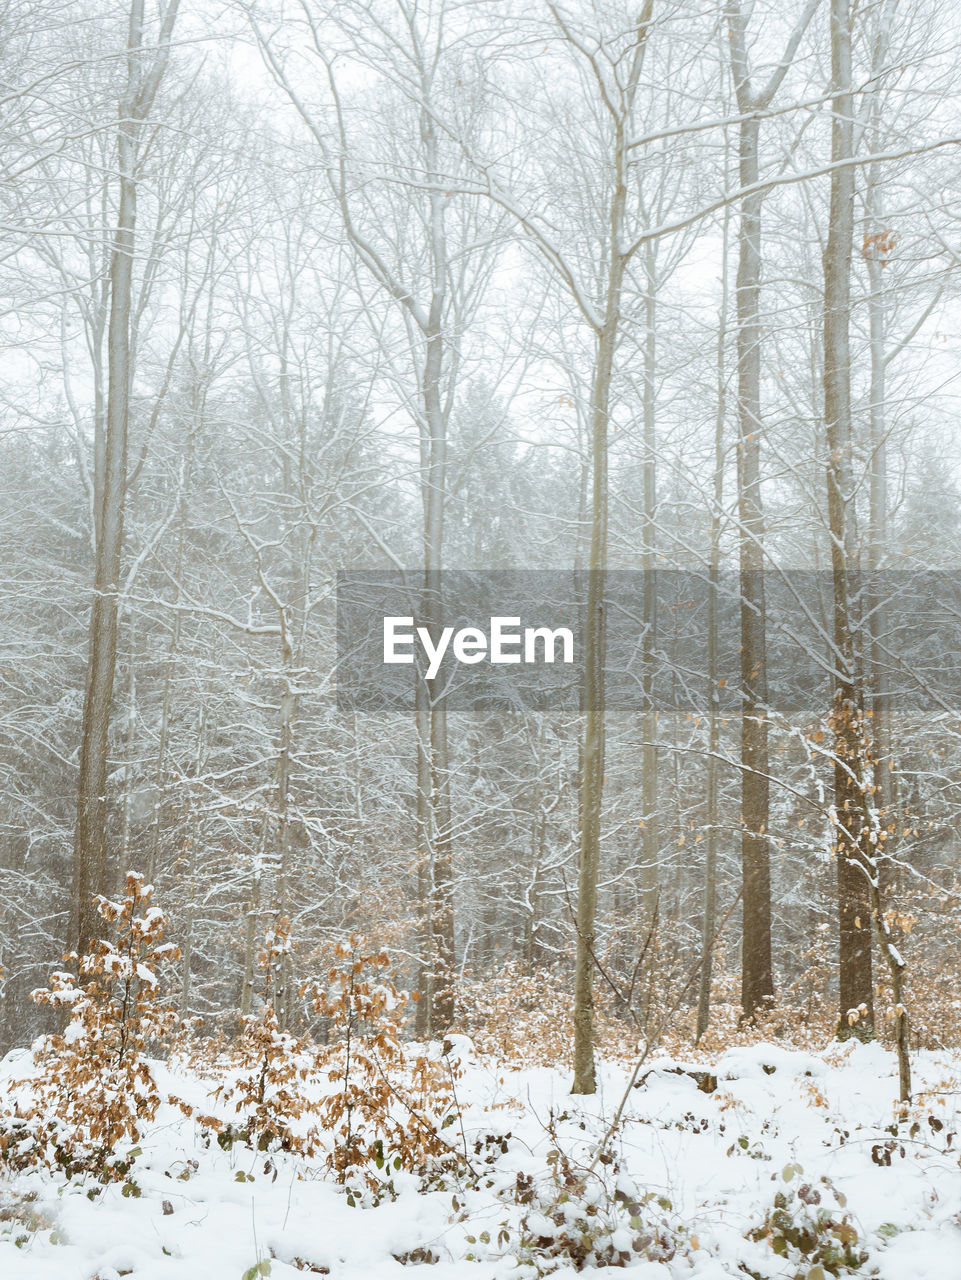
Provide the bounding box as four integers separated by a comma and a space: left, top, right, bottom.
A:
1, 1038, 960, 1280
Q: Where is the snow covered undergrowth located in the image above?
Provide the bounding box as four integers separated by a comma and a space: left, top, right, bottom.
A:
1, 1040, 960, 1280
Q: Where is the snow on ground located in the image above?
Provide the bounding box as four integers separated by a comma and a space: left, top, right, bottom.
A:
1, 1040, 960, 1279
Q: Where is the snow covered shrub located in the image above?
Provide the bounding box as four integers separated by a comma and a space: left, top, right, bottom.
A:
747, 1164, 868, 1279
485, 1108, 682, 1275
0, 1189, 62, 1249
311, 935, 464, 1198
0, 872, 180, 1184
506, 1150, 679, 1274
210, 921, 317, 1157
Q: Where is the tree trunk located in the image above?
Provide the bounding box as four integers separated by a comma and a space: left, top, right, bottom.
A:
640, 248, 659, 930
429, 691, 455, 1028
733, 112, 773, 1021
571, 300, 615, 1095
696, 198, 729, 1043
414, 678, 432, 1038
863, 1, 899, 899
421, 280, 456, 1031
571, 3, 652, 1095
726, 0, 821, 1018
71, 61, 137, 959
823, 0, 874, 1040
71, 0, 180, 957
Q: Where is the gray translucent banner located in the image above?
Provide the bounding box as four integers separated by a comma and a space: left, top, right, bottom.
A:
335, 570, 961, 716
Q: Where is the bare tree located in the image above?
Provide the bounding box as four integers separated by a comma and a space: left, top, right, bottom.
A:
72, 0, 181, 956
252, 0, 504, 1032
727, 0, 820, 1022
